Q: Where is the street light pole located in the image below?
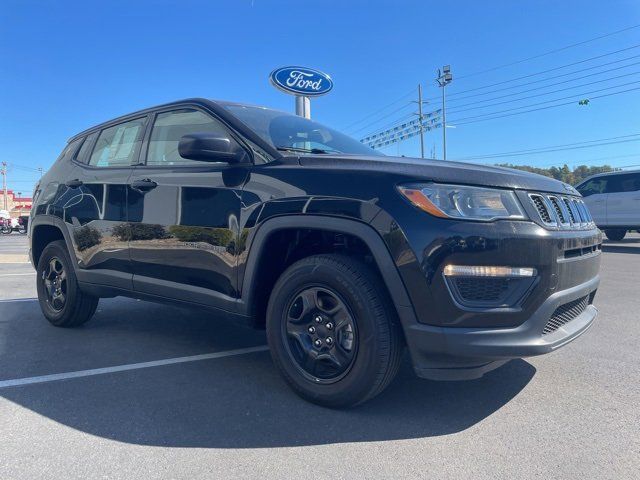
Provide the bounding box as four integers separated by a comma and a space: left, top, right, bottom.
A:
436, 65, 453, 160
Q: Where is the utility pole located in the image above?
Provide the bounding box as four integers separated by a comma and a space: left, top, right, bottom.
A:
1, 162, 7, 211
436, 65, 453, 160
412, 84, 428, 158
417, 84, 425, 158
38, 167, 43, 179
18, 192, 22, 215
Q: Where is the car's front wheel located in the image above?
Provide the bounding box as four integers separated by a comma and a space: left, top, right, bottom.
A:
604, 229, 627, 241
266, 254, 404, 408
36, 240, 99, 327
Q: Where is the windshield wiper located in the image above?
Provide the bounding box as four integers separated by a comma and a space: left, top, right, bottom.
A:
276, 146, 334, 154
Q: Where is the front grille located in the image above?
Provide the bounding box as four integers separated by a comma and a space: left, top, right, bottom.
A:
527, 193, 593, 229
530, 195, 553, 223
562, 198, 577, 223
548, 196, 567, 224
454, 277, 510, 302
542, 295, 589, 335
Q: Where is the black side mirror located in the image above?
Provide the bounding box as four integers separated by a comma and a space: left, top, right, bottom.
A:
178, 133, 249, 164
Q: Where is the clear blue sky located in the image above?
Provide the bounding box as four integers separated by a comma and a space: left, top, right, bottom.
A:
1, 0, 639, 193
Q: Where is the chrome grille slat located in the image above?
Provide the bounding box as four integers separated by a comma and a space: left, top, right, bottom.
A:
548, 196, 568, 225
528, 192, 594, 229
562, 197, 577, 224
529, 194, 554, 224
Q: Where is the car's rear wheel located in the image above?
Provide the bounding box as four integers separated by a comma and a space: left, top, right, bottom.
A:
604, 229, 626, 241
266, 254, 404, 408
36, 240, 99, 327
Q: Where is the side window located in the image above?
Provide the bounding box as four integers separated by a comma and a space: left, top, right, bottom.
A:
55, 138, 83, 164
617, 173, 640, 192
89, 118, 146, 167
75, 131, 98, 163
146, 109, 238, 166
577, 177, 607, 197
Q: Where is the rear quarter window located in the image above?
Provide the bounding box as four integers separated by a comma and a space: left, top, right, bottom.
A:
55, 138, 83, 164
89, 117, 147, 167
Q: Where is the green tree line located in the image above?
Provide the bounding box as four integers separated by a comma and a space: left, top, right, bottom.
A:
496, 164, 616, 186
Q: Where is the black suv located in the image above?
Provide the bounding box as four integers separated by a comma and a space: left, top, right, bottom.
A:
29, 98, 602, 407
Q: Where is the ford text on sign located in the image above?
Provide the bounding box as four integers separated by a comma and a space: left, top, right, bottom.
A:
269, 66, 333, 96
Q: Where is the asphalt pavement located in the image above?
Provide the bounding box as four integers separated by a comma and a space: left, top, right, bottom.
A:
0, 233, 638, 479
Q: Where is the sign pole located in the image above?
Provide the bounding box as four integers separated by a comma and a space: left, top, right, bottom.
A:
295, 95, 311, 119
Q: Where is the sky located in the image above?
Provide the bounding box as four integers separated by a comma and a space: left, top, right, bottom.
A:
1, 0, 639, 194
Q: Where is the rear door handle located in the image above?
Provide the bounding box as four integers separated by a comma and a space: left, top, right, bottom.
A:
131, 179, 158, 192
65, 179, 83, 188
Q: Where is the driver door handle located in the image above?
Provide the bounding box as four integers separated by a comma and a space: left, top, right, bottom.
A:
131, 179, 157, 192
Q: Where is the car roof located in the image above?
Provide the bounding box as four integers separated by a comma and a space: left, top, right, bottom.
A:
577, 168, 640, 186
66, 98, 281, 158
68, 98, 213, 142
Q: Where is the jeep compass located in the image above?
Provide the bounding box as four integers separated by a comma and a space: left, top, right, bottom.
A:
29, 98, 601, 407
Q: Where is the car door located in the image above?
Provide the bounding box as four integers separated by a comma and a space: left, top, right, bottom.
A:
605, 172, 640, 226
128, 107, 250, 309
62, 117, 148, 290
577, 175, 608, 226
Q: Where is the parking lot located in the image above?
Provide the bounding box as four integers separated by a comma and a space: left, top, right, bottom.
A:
0, 233, 638, 479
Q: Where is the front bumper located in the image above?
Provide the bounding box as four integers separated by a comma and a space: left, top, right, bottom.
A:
405, 274, 599, 380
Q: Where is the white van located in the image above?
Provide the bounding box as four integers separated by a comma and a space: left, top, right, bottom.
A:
576, 170, 640, 241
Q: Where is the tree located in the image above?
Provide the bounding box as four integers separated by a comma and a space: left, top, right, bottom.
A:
496, 164, 617, 185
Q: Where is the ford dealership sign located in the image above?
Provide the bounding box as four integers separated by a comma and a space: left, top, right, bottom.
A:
269, 66, 333, 97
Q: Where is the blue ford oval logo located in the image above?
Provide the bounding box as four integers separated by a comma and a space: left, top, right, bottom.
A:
269, 66, 333, 97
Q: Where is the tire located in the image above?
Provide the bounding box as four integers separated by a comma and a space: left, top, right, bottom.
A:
604, 229, 626, 241
266, 254, 404, 408
36, 240, 99, 327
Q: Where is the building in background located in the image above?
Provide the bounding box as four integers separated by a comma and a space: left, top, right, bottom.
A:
1, 190, 32, 217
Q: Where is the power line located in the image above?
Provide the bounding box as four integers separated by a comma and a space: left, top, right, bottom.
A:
460, 138, 640, 161
447, 58, 640, 109
448, 82, 640, 124
424, 43, 640, 102
340, 89, 415, 131
347, 103, 414, 135
447, 71, 640, 114
7, 164, 41, 173
453, 134, 640, 161
456, 24, 640, 79
445, 54, 640, 103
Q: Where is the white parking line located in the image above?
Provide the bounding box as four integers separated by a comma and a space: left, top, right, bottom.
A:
0, 297, 37, 303
0, 272, 35, 277
0, 345, 269, 389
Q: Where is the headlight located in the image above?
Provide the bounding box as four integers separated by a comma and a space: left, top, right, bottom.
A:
397, 183, 527, 221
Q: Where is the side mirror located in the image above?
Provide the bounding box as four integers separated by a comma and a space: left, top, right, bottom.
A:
178, 133, 249, 164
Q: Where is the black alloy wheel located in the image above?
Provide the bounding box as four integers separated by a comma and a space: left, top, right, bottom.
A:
36, 240, 99, 327
41, 256, 67, 312
266, 254, 404, 408
283, 286, 358, 383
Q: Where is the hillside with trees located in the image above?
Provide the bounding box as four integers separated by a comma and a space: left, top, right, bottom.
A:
496, 164, 616, 186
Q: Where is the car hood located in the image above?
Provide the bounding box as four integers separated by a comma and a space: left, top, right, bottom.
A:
298, 154, 578, 195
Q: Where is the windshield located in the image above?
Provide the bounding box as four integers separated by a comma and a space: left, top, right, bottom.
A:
222, 103, 383, 156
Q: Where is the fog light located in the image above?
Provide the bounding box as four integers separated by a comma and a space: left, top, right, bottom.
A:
443, 265, 536, 277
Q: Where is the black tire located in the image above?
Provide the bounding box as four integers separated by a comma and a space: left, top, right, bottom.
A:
604, 229, 626, 241
266, 254, 404, 408
36, 240, 99, 327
